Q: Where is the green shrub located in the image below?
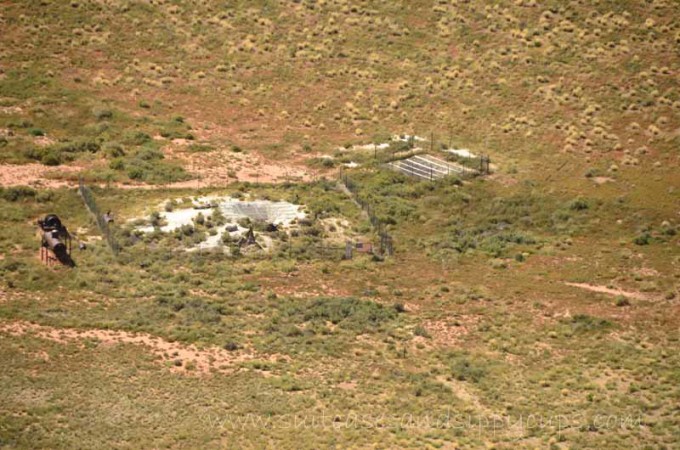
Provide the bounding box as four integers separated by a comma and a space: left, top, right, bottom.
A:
615, 296, 630, 307
109, 158, 125, 170
103, 142, 125, 158
25, 139, 101, 166
414, 325, 431, 338
127, 167, 144, 180
322, 158, 335, 168
92, 107, 113, 120
450, 356, 487, 383
223, 341, 240, 351
41, 149, 63, 166
123, 131, 151, 146
569, 198, 589, 211
0, 186, 36, 201
633, 233, 651, 246
570, 314, 611, 333
278, 297, 398, 334
35, 190, 54, 203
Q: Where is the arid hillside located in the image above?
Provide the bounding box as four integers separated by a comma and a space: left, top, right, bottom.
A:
0, 1, 678, 449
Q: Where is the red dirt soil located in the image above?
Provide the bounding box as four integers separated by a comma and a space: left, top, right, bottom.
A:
0, 320, 271, 375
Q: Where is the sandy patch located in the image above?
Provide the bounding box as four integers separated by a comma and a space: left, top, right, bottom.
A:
33, 135, 57, 147
163, 142, 315, 187
435, 375, 489, 412
0, 320, 262, 375
0, 164, 83, 188
444, 148, 477, 158
423, 315, 480, 346
0, 106, 23, 114
134, 196, 306, 251
592, 176, 615, 185
565, 282, 655, 301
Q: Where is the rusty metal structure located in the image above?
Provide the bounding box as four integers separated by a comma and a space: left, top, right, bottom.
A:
38, 214, 73, 267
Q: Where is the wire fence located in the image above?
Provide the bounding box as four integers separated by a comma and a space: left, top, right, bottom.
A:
339, 171, 394, 257
368, 132, 491, 177
78, 177, 121, 255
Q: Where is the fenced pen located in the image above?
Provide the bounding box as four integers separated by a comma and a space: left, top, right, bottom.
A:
385, 151, 490, 180
386, 154, 478, 180
339, 171, 394, 257
78, 177, 121, 255
366, 133, 491, 179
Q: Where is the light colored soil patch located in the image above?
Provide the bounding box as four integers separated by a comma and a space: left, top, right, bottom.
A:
33, 135, 56, 147
592, 176, 615, 185
319, 217, 356, 245
423, 316, 479, 346
0, 106, 23, 114
337, 381, 357, 390
488, 173, 518, 186
135, 196, 305, 251
565, 282, 655, 301
163, 142, 314, 187
435, 375, 486, 411
0, 320, 259, 375
0, 164, 82, 188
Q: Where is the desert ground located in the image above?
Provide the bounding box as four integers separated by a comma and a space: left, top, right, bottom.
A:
0, 0, 678, 448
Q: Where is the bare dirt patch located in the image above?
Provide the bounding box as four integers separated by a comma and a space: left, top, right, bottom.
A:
0, 164, 82, 188
423, 315, 480, 346
0, 320, 261, 375
163, 142, 315, 187
565, 282, 656, 301
592, 176, 615, 185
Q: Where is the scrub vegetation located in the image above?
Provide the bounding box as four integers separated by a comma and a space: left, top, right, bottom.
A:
0, 0, 678, 448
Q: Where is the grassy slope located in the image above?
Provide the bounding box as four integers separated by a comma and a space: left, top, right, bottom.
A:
0, 0, 679, 449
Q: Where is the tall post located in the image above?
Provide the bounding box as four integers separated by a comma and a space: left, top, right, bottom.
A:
345, 241, 352, 260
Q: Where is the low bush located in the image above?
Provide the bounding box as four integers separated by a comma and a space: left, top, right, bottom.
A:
0, 186, 36, 202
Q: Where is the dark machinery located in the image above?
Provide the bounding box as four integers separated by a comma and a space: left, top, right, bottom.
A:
38, 214, 74, 267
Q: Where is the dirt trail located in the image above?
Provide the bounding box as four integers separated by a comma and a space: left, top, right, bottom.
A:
0, 320, 267, 375
0, 164, 82, 188
565, 282, 655, 301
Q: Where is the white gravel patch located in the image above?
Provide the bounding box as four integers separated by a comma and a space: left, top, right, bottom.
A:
135, 196, 306, 250
444, 148, 477, 158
